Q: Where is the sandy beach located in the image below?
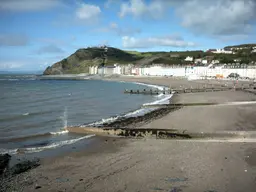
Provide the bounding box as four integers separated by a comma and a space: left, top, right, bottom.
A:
3, 77, 256, 192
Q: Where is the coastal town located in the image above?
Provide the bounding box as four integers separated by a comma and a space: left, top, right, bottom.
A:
89, 45, 256, 80
2, 0, 256, 191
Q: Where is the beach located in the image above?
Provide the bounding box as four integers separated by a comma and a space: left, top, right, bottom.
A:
3, 76, 256, 192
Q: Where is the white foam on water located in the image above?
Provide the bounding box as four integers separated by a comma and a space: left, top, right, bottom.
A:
22, 113, 29, 116
133, 82, 166, 91
50, 130, 69, 135
86, 116, 120, 126
0, 148, 17, 155
23, 134, 95, 153
60, 106, 68, 129
143, 94, 173, 106
86, 82, 173, 126
155, 93, 164, 98
0, 135, 95, 155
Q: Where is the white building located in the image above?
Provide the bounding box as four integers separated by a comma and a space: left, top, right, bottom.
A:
202, 60, 208, 65
234, 59, 241, 62
184, 56, 193, 62
138, 65, 256, 79
211, 60, 220, 64
212, 49, 233, 54
194, 58, 202, 63
89, 65, 98, 74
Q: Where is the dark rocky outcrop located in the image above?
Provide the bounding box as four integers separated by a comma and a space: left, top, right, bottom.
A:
101, 107, 182, 128
0, 154, 11, 175
9, 159, 40, 175
1, 157, 40, 191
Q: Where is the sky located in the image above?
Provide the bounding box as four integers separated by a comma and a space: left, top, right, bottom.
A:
0, 0, 256, 71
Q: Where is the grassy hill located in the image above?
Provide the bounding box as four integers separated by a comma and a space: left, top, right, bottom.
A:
225, 44, 256, 49
43, 45, 256, 75
43, 47, 142, 75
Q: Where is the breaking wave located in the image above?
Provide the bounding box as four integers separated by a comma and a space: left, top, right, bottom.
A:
0, 134, 95, 155
0, 130, 69, 143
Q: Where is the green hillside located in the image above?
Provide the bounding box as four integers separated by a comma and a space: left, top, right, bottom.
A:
43, 45, 256, 75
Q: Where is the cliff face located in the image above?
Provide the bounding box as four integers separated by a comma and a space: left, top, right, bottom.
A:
43, 47, 142, 75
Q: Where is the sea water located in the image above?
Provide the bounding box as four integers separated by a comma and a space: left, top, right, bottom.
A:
0, 74, 171, 156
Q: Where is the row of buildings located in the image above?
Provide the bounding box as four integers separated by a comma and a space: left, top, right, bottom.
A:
206, 46, 256, 54
207, 49, 234, 54
184, 56, 220, 65
89, 64, 256, 79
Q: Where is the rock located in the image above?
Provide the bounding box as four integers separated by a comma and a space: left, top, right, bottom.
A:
9, 158, 40, 175
35, 186, 42, 189
0, 154, 11, 175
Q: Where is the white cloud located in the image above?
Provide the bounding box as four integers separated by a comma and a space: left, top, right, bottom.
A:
119, 0, 166, 19
0, 34, 29, 46
175, 0, 256, 36
0, 0, 63, 12
0, 55, 67, 71
38, 38, 66, 46
94, 22, 141, 36
110, 22, 141, 35
122, 35, 197, 49
0, 61, 24, 70
39, 62, 49, 69
76, 3, 101, 20
71, 36, 76, 41
36, 44, 64, 54
105, 0, 117, 8
118, 0, 256, 38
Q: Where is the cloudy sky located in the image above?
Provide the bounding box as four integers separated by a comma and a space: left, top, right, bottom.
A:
0, 0, 256, 71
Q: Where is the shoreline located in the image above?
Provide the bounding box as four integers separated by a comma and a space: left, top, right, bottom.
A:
79, 78, 173, 128
3, 76, 256, 192
1, 77, 171, 159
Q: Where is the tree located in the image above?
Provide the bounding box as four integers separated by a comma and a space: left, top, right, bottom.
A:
197, 53, 201, 58
241, 58, 250, 64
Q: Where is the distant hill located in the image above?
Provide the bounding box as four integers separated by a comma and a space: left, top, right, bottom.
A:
43, 47, 207, 75
43, 46, 256, 75
43, 47, 142, 75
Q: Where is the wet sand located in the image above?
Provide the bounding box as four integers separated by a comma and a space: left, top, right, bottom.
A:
5, 77, 256, 192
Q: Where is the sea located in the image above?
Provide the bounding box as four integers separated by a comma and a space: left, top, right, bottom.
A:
0, 74, 172, 158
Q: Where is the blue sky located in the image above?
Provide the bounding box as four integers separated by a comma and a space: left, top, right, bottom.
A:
0, 0, 256, 71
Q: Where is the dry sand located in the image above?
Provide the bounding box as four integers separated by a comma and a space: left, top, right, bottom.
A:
140, 91, 256, 132
7, 77, 256, 192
